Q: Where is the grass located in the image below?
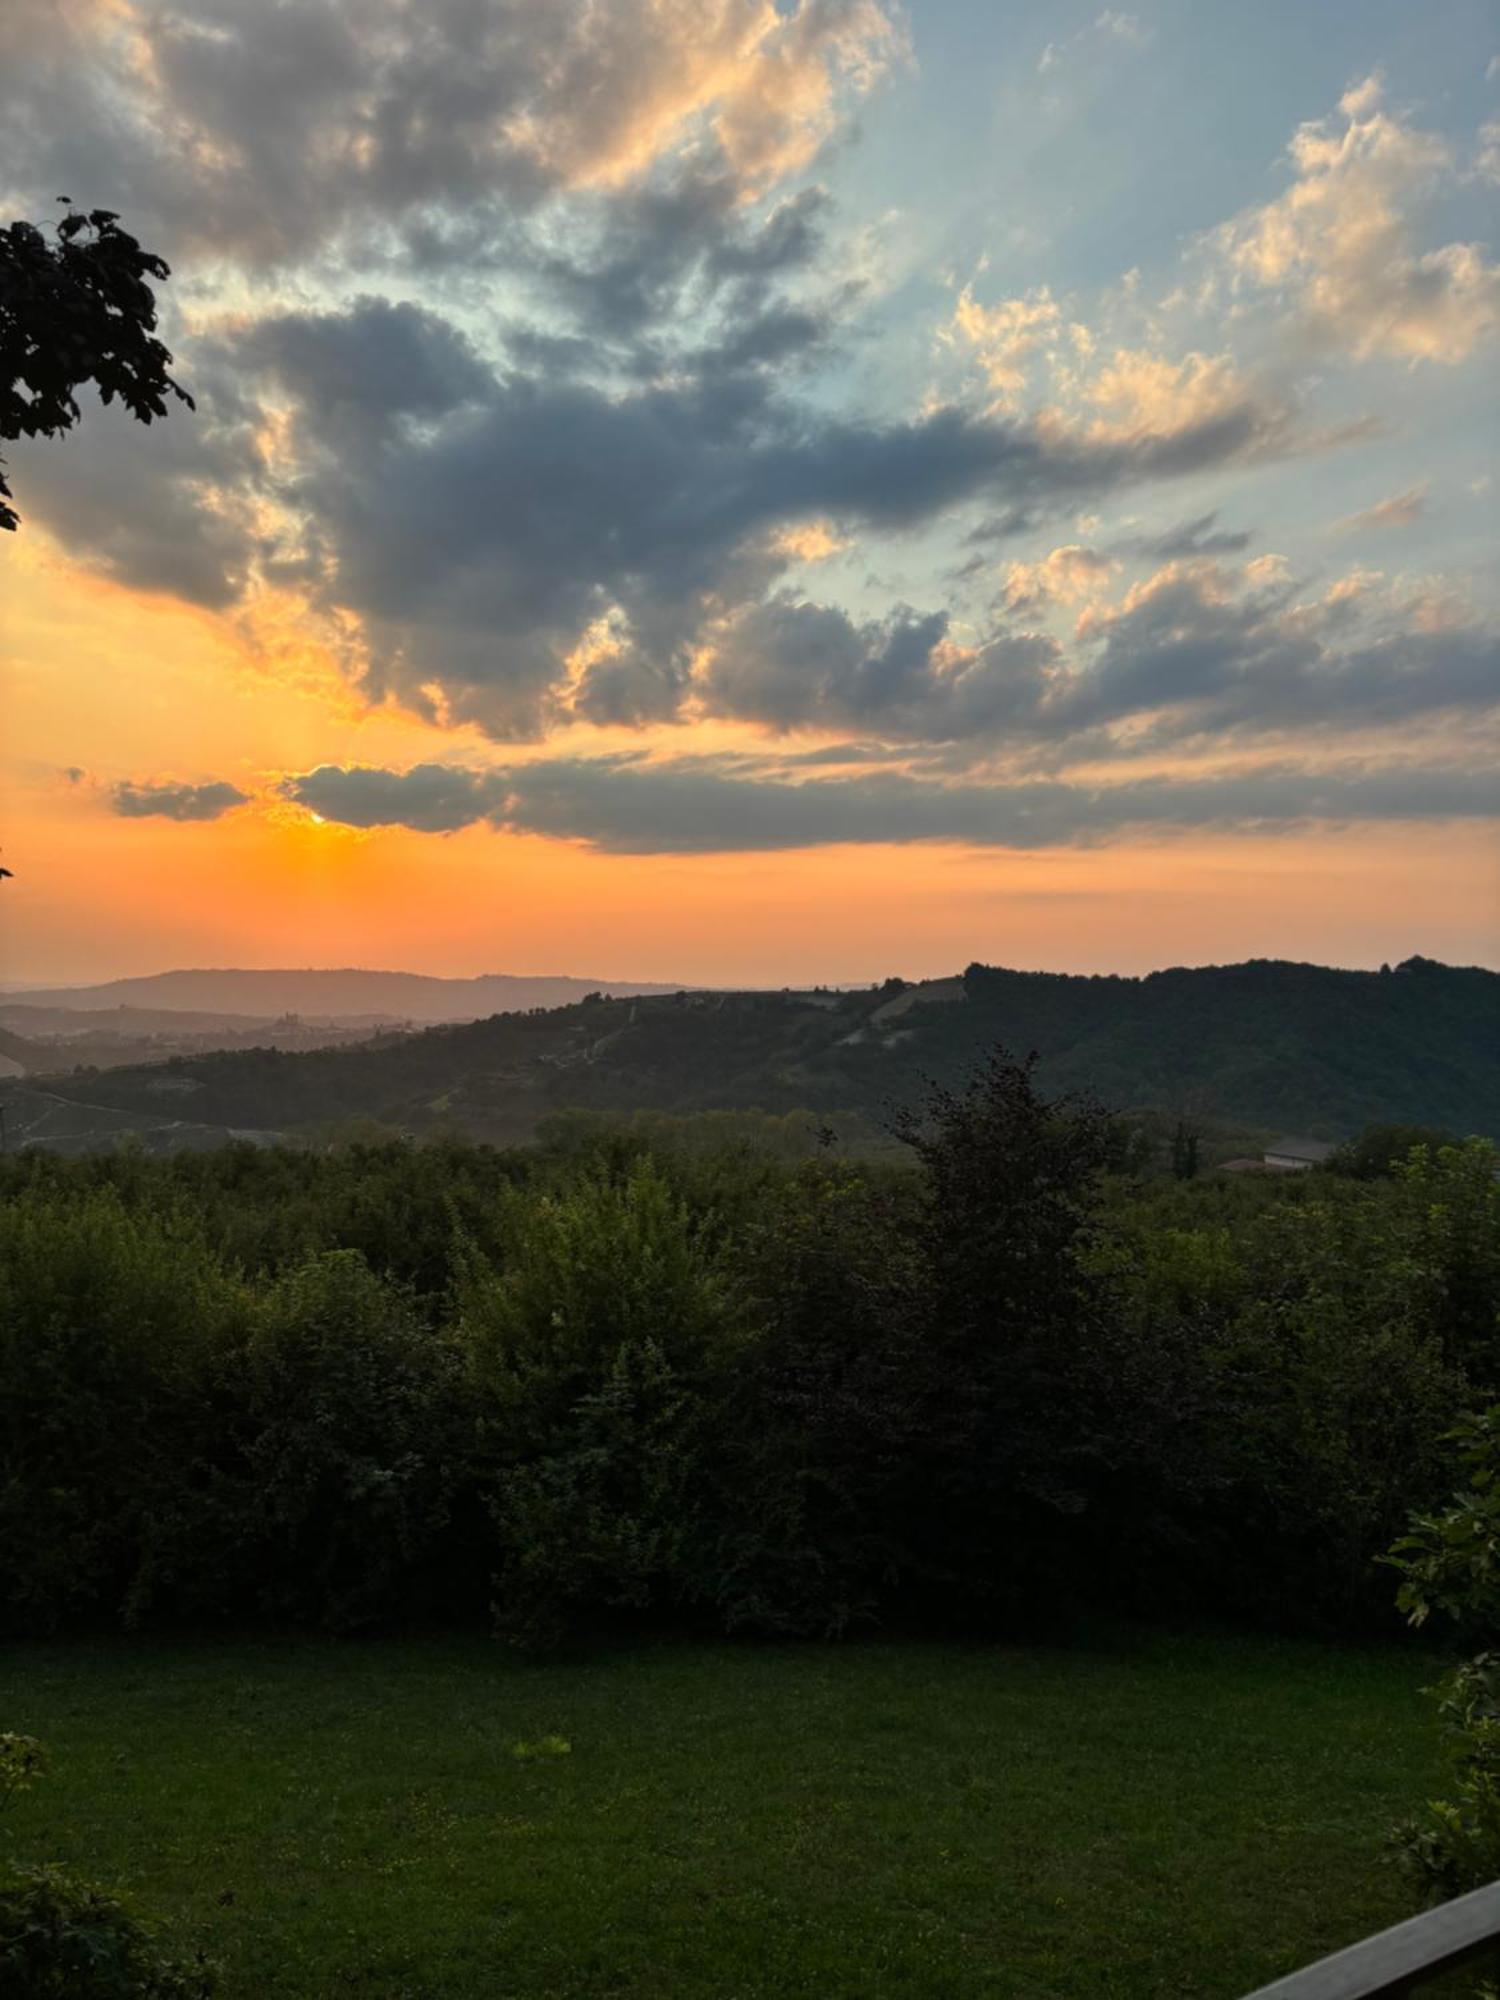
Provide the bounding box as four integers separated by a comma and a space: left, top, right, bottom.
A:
0, 1629, 1447, 1999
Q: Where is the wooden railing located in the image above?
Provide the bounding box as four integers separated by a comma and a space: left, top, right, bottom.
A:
1241, 1880, 1500, 1999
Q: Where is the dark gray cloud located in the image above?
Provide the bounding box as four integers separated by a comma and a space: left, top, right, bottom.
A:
7, 293, 1095, 734
702, 599, 1057, 738
1126, 511, 1254, 559
283, 762, 494, 832
284, 762, 507, 832
3, 369, 262, 605
1051, 563, 1500, 743
280, 754, 1499, 854
199, 296, 1337, 738
20, 271, 1493, 756
5, 6, 1481, 797
241, 298, 495, 441
0, 0, 1385, 752
964, 506, 1046, 546
699, 560, 1500, 750
10, 0, 1489, 871
111, 779, 250, 821
0, 1, 892, 271
519, 179, 835, 353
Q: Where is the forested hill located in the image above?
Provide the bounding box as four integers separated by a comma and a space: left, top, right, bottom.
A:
4, 955, 1495, 1150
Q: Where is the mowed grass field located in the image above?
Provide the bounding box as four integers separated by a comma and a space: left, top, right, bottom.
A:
1, 1632, 1447, 1999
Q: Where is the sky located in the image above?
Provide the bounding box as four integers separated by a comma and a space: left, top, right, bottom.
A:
1, 0, 1497, 986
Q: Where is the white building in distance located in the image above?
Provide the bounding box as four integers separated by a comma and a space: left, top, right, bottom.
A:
1263, 1136, 1335, 1172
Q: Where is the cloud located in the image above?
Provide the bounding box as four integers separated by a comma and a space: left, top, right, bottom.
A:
72, 291, 1321, 743
278, 753, 1498, 854
705, 555, 1500, 749
504, 174, 842, 357
21, 226, 1491, 766
944, 295, 1326, 477
1332, 484, 1429, 535
241, 298, 495, 442
998, 544, 1115, 615
1125, 511, 1253, 559
111, 778, 250, 821
1038, 11, 1150, 74
2, 361, 263, 603
28, 263, 1489, 760
7, 9, 1490, 842
1218, 77, 1500, 364
704, 548, 1496, 752
1059, 558, 1499, 743
946, 287, 1065, 405
283, 762, 495, 833
1069, 349, 1271, 452
0, 0, 904, 269
700, 599, 1059, 738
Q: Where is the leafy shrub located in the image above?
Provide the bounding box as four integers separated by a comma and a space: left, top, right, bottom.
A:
458, 1158, 738, 1645
1216, 1190, 1465, 1626
0, 1190, 244, 1633
0, 1108, 1492, 1645
1327, 1124, 1456, 1180
0, 1735, 47, 1808
1391, 1654, 1500, 1904
705, 1161, 925, 1636
1391, 1141, 1500, 1377
889, 1054, 1123, 1620
138, 1251, 469, 1631
0, 1739, 214, 1997
1388, 1407, 1500, 1925
0, 1864, 216, 1998
1389, 1407, 1500, 1638
1090, 1154, 1478, 1629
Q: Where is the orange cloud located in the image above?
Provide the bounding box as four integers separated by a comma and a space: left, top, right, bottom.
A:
1219, 77, 1500, 364
999, 545, 1117, 616
945, 285, 1066, 406
495, 0, 902, 194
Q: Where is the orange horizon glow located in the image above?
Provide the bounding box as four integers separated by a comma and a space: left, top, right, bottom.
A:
2, 522, 1497, 987
3, 14, 1498, 990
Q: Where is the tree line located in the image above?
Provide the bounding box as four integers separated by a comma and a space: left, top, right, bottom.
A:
1, 1056, 1495, 1647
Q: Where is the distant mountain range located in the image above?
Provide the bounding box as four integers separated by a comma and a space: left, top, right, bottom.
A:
1, 967, 689, 1024
3, 955, 1494, 1155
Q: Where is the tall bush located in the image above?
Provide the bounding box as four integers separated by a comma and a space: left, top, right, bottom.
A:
890, 1053, 1120, 1619
1388, 1407, 1500, 1922
0, 1189, 242, 1633
457, 1159, 738, 1645
137, 1250, 469, 1630
706, 1161, 926, 1636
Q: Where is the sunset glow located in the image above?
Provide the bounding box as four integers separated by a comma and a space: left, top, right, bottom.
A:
2, 0, 1496, 983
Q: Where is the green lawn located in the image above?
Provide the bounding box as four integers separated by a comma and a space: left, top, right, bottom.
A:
0, 1631, 1447, 1998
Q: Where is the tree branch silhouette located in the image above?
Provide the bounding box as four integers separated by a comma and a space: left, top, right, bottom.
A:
0, 202, 192, 532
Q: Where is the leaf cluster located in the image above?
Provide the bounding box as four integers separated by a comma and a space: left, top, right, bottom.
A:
0, 205, 192, 530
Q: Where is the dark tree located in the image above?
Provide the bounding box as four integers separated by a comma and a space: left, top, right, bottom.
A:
1170, 1115, 1201, 1180
0, 204, 192, 531
1328, 1122, 1455, 1179
892, 1050, 1114, 1349
890, 1052, 1120, 1618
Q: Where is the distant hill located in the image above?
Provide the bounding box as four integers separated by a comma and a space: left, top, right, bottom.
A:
0, 1003, 292, 1038
0, 1024, 42, 1079
2, 967, 690, 1023
5, 956, 1495, 1154
0, 1001, 410, 1078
